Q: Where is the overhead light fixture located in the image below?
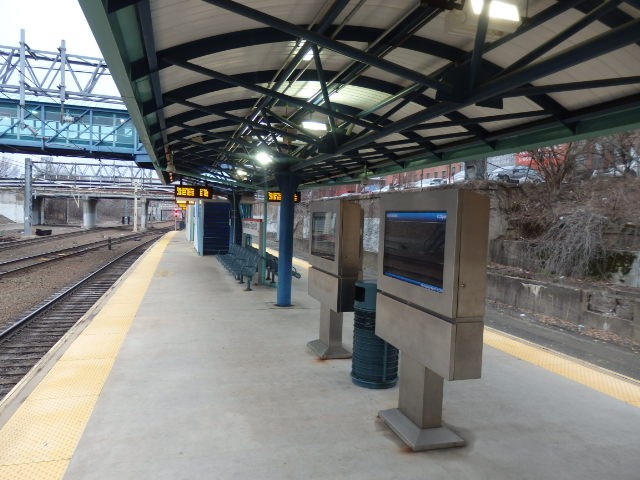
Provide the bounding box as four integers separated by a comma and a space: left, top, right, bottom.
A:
303, 48, 314, 62
236, 168, 247, 177
444, 0, 521, 39
469, 0, 520, 22
256, 150, 273, 165
293, 41, 314, 62
302, 120, 327, 132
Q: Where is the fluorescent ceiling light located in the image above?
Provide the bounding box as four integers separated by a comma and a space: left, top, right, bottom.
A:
303, 49, 314, 62
302, 120, 327, 131
293, 41, 314, 62
256, 150, 273, 165
470, 0, 520, 22
236, 168, 247, 177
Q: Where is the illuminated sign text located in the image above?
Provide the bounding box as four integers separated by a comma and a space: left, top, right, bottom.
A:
267, 191, 301, 203
174, 185, 213, 199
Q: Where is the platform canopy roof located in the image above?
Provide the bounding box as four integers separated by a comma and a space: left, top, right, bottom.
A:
79, 0, 640, 192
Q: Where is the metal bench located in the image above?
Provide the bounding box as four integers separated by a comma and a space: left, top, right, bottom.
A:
218, 245, 301, 290
217, 244, 259, 290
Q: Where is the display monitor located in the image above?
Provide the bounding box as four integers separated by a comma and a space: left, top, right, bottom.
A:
311, 211, 337, 261
308, 198, 363, 277
383, 211, 447, 293
377, 189, 489, 319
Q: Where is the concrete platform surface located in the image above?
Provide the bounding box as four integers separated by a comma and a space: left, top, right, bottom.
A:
2, 232, 639, 479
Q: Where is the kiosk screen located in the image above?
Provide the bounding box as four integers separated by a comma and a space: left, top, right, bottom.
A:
383, 211, 447, 292
311, 212, 337, 261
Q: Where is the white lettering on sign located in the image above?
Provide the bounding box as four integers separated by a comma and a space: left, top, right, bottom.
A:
242, 219, 262, 237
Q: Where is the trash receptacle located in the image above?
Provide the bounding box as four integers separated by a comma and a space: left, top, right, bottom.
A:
351, 281, 398, 389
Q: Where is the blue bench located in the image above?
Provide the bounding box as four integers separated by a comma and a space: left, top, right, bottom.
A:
218, 244, 260, 291
218, 245, 301, 290
265, 252, 301, 284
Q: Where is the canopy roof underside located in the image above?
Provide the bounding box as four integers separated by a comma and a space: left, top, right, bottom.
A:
79, 0, 640, 192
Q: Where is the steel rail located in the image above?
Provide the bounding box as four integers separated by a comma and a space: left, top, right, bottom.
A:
0, 231, 159, 276
0, 232, 166, 342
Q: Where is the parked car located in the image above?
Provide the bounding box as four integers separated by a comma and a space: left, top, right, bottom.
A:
488, 166, 544, 183
591, 160, 639, 178
451, 170, 467, 183
405, 178, 447, 189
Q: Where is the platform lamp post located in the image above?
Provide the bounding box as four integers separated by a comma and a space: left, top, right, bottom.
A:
256, 150, 273, 285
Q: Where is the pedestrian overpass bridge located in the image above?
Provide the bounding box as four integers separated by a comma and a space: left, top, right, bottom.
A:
0, 37, 151, 167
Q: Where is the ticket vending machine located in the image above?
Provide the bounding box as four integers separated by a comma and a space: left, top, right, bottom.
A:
307, 198, 363, 359
375, 189, 489, 451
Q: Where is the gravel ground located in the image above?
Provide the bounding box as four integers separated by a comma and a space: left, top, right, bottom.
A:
0, 227, 134, 262
0, 231, 166, 331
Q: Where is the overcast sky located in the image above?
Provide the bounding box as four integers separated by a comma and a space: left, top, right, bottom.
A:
0, 0, 101, 56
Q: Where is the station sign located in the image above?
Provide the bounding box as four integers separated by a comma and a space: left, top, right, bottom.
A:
242, 218, 262, 237
267, 190, 301, 203
174, 185, 213, 199
176, 200, 195, 210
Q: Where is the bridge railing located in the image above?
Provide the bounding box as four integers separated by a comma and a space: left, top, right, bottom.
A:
0, 100, 142, 156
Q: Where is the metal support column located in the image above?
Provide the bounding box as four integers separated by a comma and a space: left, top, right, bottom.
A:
227, 191, 243, 247
23, 157, 32, 235
19, 30, 25, 128
275, 170, 300, 307
261, 187, 268, 284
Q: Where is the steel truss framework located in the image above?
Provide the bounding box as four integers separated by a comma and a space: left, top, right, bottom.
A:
78, 0, 640, 191
0, 33, 123, 106
31, 160, 161, 185
0, 33, 150, 163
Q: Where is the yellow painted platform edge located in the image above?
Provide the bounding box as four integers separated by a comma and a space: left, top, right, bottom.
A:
484, 326, 640, 386
0, 232, 175, 477
0, 234, 169, 423
484, 326, 640, 407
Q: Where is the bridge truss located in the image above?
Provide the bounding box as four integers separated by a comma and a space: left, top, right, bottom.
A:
0, 31, 148, 163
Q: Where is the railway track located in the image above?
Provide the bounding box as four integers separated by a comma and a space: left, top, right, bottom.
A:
0, 231, 155, 276
0, 227, 125, 252
0, 233, 165, 400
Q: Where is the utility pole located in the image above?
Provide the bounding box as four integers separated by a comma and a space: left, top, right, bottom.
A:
24, 157, 32, 235
133, 181, 140, 232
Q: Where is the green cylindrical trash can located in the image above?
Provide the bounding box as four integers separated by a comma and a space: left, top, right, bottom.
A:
351, 281, 398, 389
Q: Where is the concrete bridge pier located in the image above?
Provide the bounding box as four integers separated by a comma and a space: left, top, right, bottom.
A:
32, 198, 45, 225
140, 198, 149, 231
82, 197, 98, 229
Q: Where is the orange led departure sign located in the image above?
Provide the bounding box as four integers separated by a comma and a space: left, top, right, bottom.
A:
174, 185, 213, 199
267, 191, 301, 203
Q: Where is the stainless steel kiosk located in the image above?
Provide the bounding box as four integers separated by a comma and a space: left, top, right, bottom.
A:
375, 189, 489, 451
307, 198, 363, 359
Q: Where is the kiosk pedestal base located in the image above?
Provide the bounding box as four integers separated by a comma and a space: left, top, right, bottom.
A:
380, 353, 465, 451
306, 339, 351, 359
307, 305, 351, 359
378, 409, 464, 451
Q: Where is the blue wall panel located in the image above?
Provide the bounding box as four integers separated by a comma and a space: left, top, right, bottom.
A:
203, 202, 230, 255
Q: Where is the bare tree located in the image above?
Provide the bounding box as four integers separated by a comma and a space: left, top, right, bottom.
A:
523, 143, 577, 194
591, 130, 640, 176
0, 155, 21, 178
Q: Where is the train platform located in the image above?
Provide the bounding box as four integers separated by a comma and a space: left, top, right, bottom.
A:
1, 231, 639, 479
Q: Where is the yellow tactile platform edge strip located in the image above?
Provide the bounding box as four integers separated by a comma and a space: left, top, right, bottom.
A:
484, 327, 640, 408
0, 232, 175, 480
